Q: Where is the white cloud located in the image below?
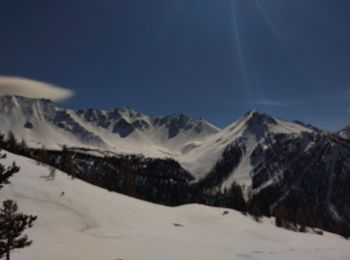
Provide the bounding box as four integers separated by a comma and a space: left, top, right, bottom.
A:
0, 76, 74, 102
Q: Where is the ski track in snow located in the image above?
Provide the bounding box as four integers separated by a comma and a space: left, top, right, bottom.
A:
10, 189, 99, 234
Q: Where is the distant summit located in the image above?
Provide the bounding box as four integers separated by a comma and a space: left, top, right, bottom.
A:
339, 124, 350, 139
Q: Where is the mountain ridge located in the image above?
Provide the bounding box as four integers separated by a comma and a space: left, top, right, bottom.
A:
0, 95, 318, 180
1, 95, 350, 237
0, 95, 220, 158
0, 95, 322, 184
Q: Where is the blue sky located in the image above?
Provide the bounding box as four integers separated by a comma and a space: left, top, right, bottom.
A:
0, 0, 349, 130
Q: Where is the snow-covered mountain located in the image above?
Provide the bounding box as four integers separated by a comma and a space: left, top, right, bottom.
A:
2, 151, 349, 260
1, 95, 350, 238
181, 110, 314, 183
339, 124, 350, 139
0, 95, 324, 192
0, 95, 219, 157
0, 96, 315, 172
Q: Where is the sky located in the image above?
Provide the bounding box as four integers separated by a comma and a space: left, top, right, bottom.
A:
0, 0, 350, 130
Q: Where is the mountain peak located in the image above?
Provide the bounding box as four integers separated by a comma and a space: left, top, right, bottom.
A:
224, 110, 314, 142
339, 124, 350, 139
115, 106, 142, 118
117, 106, 137, 113
0, 95, 57, 117
243, 110, 277, 127
0, 95, 54, 105
244, 109, 270, 117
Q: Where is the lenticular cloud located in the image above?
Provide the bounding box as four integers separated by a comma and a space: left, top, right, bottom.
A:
0, 76, 74, 102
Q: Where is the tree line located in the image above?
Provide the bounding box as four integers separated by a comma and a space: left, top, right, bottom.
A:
0, 132, 36, 259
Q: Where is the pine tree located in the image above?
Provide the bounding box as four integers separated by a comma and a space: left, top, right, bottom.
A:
61, 145, 76, 179
0, 149, 36, 259
296, 207, 309, 232
227, 182, 247, 212
0, 200, 37, 260
274, 203, 288, 228
0, 134, 5, 149
37, 145, 50, 165
0, 153, 19, 189
18, 139, 28, 155
5, 132, 17, 152
336, 221, 350, 239
251, 206, 263, 222
121, 160, 135, 197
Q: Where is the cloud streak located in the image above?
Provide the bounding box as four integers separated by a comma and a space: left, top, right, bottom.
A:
217, 94, 350, 107
255, 100, 293, 107
0, 76, 74, 102
216, 99, 294, 107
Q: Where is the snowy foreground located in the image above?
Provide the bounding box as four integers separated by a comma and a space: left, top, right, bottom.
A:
1, 152, 349, 260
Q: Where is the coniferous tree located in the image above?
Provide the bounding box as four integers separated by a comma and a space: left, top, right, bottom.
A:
296, 207, 309, 232
0, 134, 5, 149
316, 215, 330, 232
0, 149, 36, 259
336, 221, 350, 239
18, 139, 28, 155
251, 206, 263, 222
61, 145, 76, 178
0, 153, 19, 189
5, 132, 17, 152
227, 182, 247, 212
274, 203, 288, 228
121, 160, 135, 197
37, 145, 50, 165
0, 200, 37, 260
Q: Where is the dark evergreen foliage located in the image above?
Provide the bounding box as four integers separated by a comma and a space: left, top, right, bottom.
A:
0, 200, 37, 260
197, 144, 242, 189
0, 140, 36, 259
251, 206, 263, 222
225, 182, 247, 213
336, 221, 350, 239
4, 132, 17, 153
0, 151, 19, 189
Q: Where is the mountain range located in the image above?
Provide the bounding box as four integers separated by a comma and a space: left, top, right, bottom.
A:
1, 95, 350, 235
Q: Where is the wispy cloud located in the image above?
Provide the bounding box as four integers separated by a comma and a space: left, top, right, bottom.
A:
0, 76, 74, 102
216, 99, 294, 107
254, 100, 294, 107
217, 94, 350, 107
346, 89, 350, 99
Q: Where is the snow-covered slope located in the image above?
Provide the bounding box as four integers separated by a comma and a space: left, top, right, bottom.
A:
0, 95, 219, 157
180, 111, 314, 186
1, 151, 349, 260
0, 95, 319, 193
